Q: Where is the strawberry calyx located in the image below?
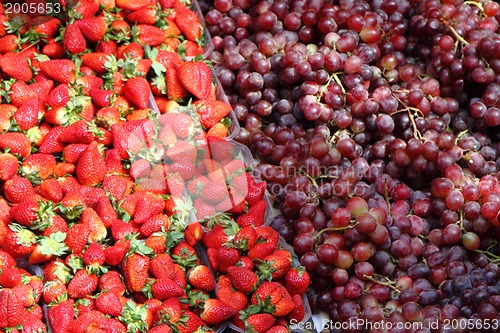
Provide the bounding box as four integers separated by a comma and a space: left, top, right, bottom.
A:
118, 300, 150, 333
9, 223, 37, 245
65, 254, 84, 274
172, 247, 198, 269
181, 289, 209, 309
32, 201, 58, 230
140, 278, 158, 300
126, 234, 154, 257
171, 196, 194, 230
58, 204, 85, 222
38, 231, 69, 257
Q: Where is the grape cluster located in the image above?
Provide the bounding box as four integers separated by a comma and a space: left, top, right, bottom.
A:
200, 0, 500, 331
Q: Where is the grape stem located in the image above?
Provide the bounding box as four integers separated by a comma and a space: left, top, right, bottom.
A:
440, 18, 469, 52
363, 274, 401, 293
392, 94, 424, 141
464, 0, 485, 13
315, 223, 359, 238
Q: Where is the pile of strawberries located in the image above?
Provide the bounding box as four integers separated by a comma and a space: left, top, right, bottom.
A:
202, 222, 311, 333
0, 0, 309, 332
0, 255, 46, 332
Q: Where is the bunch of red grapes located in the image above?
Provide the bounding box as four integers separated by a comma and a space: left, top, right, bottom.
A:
200, 0, 500, 332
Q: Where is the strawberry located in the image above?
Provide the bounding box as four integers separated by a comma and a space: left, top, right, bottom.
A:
3, 175, 35, 203
157, 297, 182, 325
0, 34, 19, 54
174, 5, 203, 42
0, 132, 32, 158
216, 247, 240, 273
119, 300, 153, 332
251, 282, 295, 317
200, 180, 230, 205
76, 141, 107, 186
260, 249, 292, 281
95, 291, 123, 317
82, 242, 106, 272
227, 266, 260, 294
202, 224, 236, 249
39, 59, 76, 84
102, 175, 134, 201
165, 66, 188, 100
46, 84, 70, 108
42, 39, 65, 58
80, 207, 107, 243
28, 232, 69, 264
248, 242, 276, 262
134, 24, 166, 46
184, 222, 203, 247
234, 226, 258, 251
147, 277, 184, 300
284, 267, 310, 296
246, 182, 267, 207
5, 289, 29, 327
59, 120, 97, 144
243, 313, 275, 333
181, 40, 204, 58
0, 267, 22, 288
42, 280, 68, 304
287, 294, 306, 322
177, 310, 204, 333
22, 153, 56, 181
0, 54, 32, 82
67, 269, 98, 299
148, 324, 173, 333
216, 287, 248, 312
116, 0, 153, 10
199, 299, 237, 326
63, 23, 86, 54
187, 264, 215, 292
32, 16, 61, 39
73, 0, 100, 18
0, 152, 18, 181
76, 17, 107, 43
171, 242, 199, 269
193, 100, 231, 129
38, 126, 65, 154
140, 214, 170, 238
178, 61, 212, 100
207, 122, 229, 138
48, 299, 75, 333
193, 198, 216, 220
134, 192, 165, 224
150, 253, 176, 280
65, 223, 90, 254
123, 252, 151, 293
99, 270, 126, 296
123, 76, 150, 109
0, 250, 16, 270
104, 241, 129, 267
81, 52, 111, 74
158, 112, 194, 139
3, 224, 36, 258
236, 200, 267, 227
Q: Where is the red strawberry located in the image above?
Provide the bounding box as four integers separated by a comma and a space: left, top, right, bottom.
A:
95, 291, 122, 317
287, 294, 306, 322
80, 207, 107, 243
99, 270, 126, 296
177, 310, 204, 333
184, 222, 203, 247
134, 192, 165, 224
81, 52, 110, 74
187, 265, 215, 292
73, 0, 100, 18
39, 59, 76, 84
102, 175, 134, 201
67, 269, 98, 299
182, 40, 204, 58
227, 266, 260, 294
165, 66, 188, 100
38, 126, 65, 154
216, 287, 248, 312
3, 224, 36, 259
123, 76, 150, 109
174, 5, 202, 42
104, 240, 129, 267
199, 299, 237, 326
178, 61, 212, 100
158, 112, 194, 139
201, 181, 230, 205
251, 282, 295, 317
76, 17, 107, 43
116, 0, 153, 10
194, 198, 216, 220
0, 152, 18, 181
260, 249, 292, 281
139, 214, 170, 238
150, 253, 176, 280
3, 289, 29, 327
82, 242, 106, 271
193, 99, 231, 129
46, 84, 70, 108
0, 267, 22, 288
216, 247, 240, 273
42, 280, 68, 304
63, 23, 86, 54
284, 267, 310, 296
65, 223, 90, 254
236, 200, 267, 227
76, 141, 107, 186
148, 277, 184, 300
134, 24, 166, 46
246, 182, 267, 207
243, 313, 275, 333
0, 132, 32, 158
0, 54, 32, 82
48, 299, 74, 333
123, 252, 151, 293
